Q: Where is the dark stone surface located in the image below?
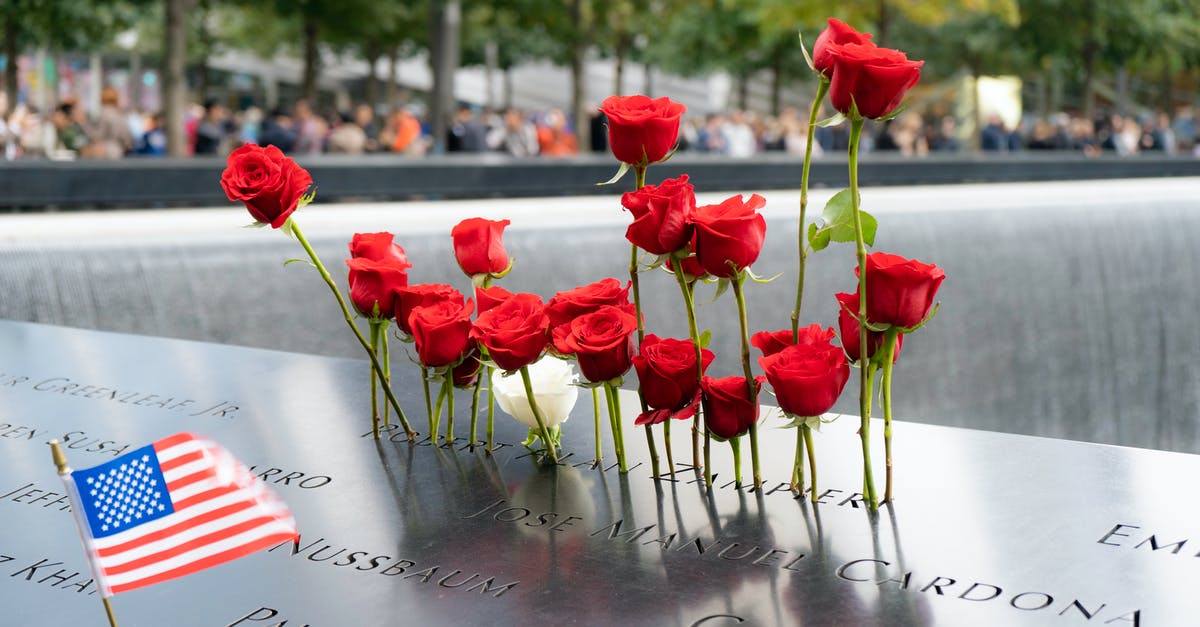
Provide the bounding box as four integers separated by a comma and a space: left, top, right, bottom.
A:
2, 153, 1198, 209
0, 320, 1191, 625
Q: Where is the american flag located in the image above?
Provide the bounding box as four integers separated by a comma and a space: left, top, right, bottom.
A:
62, 432, 298, 596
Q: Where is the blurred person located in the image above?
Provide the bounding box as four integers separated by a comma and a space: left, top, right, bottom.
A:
698, 114, 727, 154
448, 104, 488, 152
980, 114, 1008, 152
778, 108, 809, 155
1026, 119, 1059, 150
354, 104, 380, 152
679, 116, 702, 152
259, 107, 297, 153
895, 112, 928, 156
536, 109, 577, 157
51, 102, 88, 156
1150, 112, 1176, 154
193, 99, 228, 155
1172, 106, 1195, 151
17, 104, 56, 158
723, 110, 756, 158
589, 107, 608, 153
381, 106, 425, 156
239, 106, 264, 145
1068, 117, 1100, 156
135, 112, 167, 156
327, 111, 367, 154
293, 99, 326, 154
494, 108, 539, 157
760, 115, 785, 152
931, 116, 961, 152
874, 119, 900, 151
83, 87, 133, 159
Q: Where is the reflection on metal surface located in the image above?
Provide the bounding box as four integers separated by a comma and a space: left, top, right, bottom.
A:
0, 320, 1191, 625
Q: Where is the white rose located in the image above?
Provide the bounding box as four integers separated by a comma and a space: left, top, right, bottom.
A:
492, 356, 579, 429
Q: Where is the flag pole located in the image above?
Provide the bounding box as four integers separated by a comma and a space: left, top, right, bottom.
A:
49, 440, 118, 627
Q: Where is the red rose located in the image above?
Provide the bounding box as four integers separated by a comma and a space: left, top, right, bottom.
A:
409, 299, 476, 369
393, 284, 463, 336
349, 232, 410, 267
752, 324, 838, 358
836, 291, 903, 363
825, 42, 923, 120
556, 306, 639, 383
665, 236, 707, 282
692, 194, 768, 278
470, 292, 550, 371
545, 278, 631, 329
758, 332, 849, 418
633, 335, 715, 426
701, 375, 762, 440
599, 95, 687, 166
620, 175, 696, 255
346, 257, 411, 318
860, 251, 945, 329
476, 284, 515, 313
220, 144, 313, 228
451, 218, 512, 277
811, 18, 873, 76
452, 345, 482, 388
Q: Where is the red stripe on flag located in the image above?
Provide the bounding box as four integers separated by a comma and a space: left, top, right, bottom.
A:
158, 449, 205, 474
165, 468, 213, 493
106, 532, 296, 595
94, 500, 256, 557
153, 433, 196, 453
101, 515, 283, 576
170, 484, 241, 512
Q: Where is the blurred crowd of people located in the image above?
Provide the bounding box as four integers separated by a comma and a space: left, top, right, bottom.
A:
0, 88, 1196, 160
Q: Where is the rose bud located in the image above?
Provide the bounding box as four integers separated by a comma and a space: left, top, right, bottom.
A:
451, 217, 512, 277
220, 144, 313, 228
811, 18, 873, 76
620, 175, 696, 255
751, 324, 839, 358
393, 284, 463, 336
825, 42, 924, 120
470, 292, 551, 372
692, 193, 768, 278
491, 356, 579, 429
556, 305, 639, 383
346, 257, 411, 319
632, 335, 715, 426
452, 344, 483, 388
859, 251, 945, 329
409, 298, 476, 369
599, 95, 687, 166
836, 291, 903, 363
701, 375, 763, 440
349, 232, 410, 266
758, 333, 850, 418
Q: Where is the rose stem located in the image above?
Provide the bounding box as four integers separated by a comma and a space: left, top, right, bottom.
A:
848, 116, 878, 511
519, 366, 560, 464
381, 320, 392, 426
791, 423, 804, 492
882, 328, 900, 503
422, 366, 434, 437
792, 77, 831, 341
469, 370, 482, 450
731, 274, 762, 489
368, 319, 381, 439
729, 436, 743, 488
289, 220, 415, 439
431, 376, 447, 445
645, 423, 660, 477
592, 387, 603, 465
605, 382, 628, 473
804, 423, 818, 504
628, 164, 658, 473
444, 374, 456, 446
672, 257, 709, 479
485, 365, 496, 453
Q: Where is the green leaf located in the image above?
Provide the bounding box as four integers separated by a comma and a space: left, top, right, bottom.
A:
808, 221, 831, 251
798, 31, 816, 73
746, 267, 783, 284
818, 189, 878, 248
242, 221, 269, 229
644, 254, 669, 272
283, 258, 315, 268
698, 329, 712, 349
596, 161, 630, 186
710, 278, 731, 303
816, 112, 846, 128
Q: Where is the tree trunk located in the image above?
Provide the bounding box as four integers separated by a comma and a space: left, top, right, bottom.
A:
164, 0, 192, 157
876, 0, 890, 45
1115, 64, 1129, 115
428, 0, 461, 154
1159, 63, 1173, 113
644, 63, 653, 96
1081, 41, 1096, 121
614, 34, 628, 96
737, 71, 749, 111
386, 46, 399, 108
770, 49, 783, 116
302, 17, 319, 103
503, 67, 513, 110
569, 0, 590, 151
364, 40, 380, 108
4, 12, 17, 113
